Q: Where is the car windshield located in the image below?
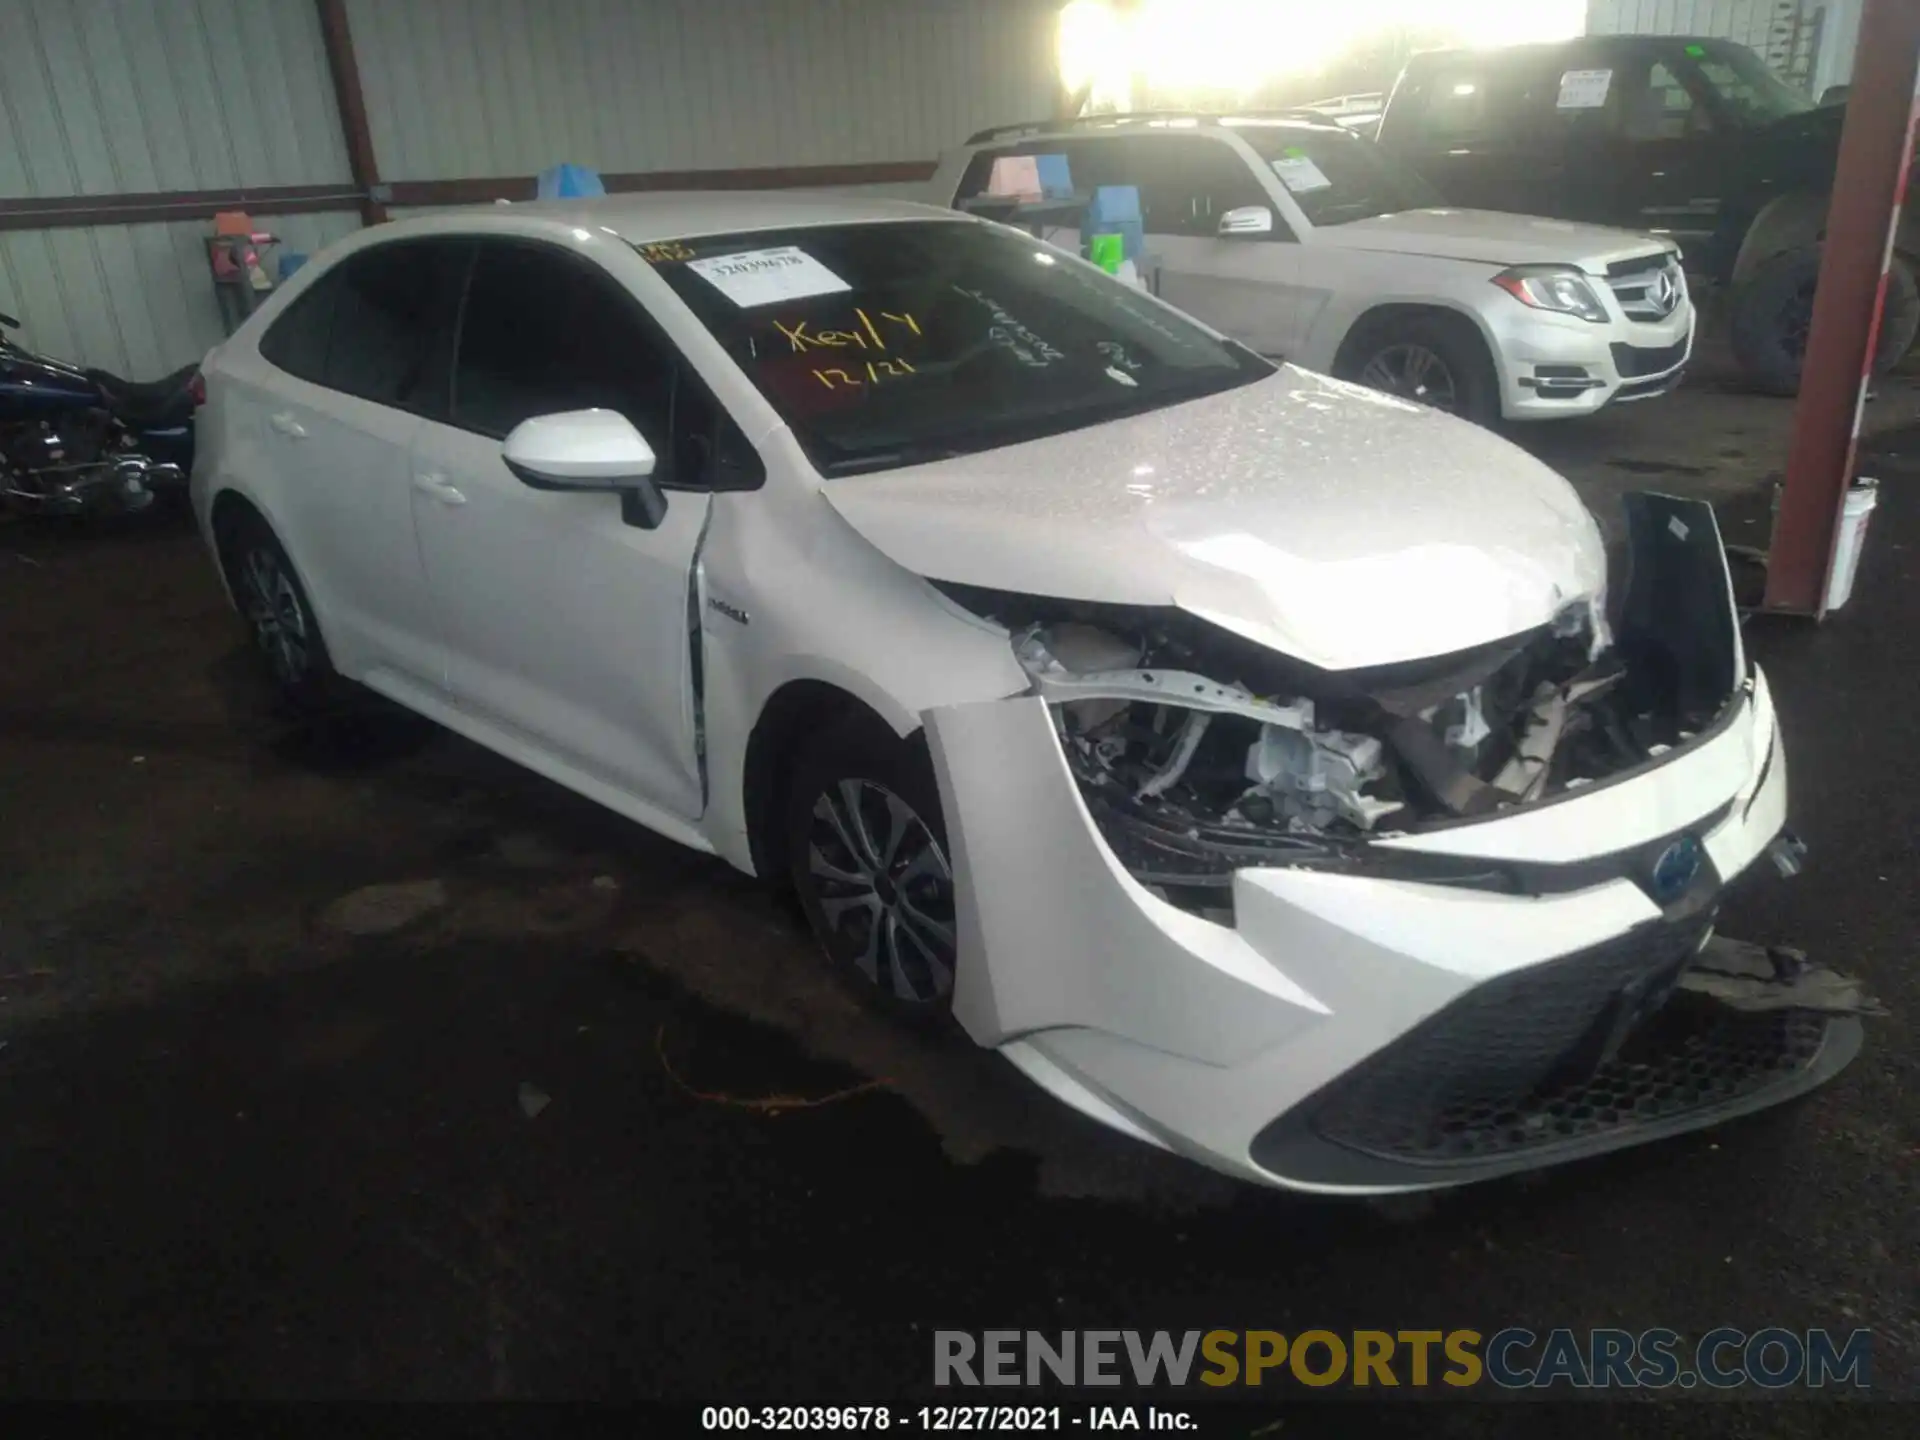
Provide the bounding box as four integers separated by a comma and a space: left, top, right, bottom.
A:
1682, 41, 1815, 126
1228, 124, 1442, 226
648, 220, 1270, 475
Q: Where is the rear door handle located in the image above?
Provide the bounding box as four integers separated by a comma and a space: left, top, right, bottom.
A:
269, 412, 307, 439
413, 471, 467, 506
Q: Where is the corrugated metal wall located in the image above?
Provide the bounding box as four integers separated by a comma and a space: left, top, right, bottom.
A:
1585, 0, 1862, 94
345, 0, 1058, 180
0, 0, 356, 374
1587, 0, 1781, 48
0, 213, 361, 379
1, 0, 1057, 374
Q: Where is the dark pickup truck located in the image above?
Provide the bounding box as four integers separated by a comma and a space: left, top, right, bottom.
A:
1374, 34, 1918, 394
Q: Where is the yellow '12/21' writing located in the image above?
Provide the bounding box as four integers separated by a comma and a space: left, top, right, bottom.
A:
774, 308, 922, 390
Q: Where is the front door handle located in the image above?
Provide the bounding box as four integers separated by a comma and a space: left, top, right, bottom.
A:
269, 412, 307, 439
412, 471, 467, 506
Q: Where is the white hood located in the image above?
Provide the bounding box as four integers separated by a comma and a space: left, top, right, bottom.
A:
820, 369, 1607, 672
1312, 208, 1676, 274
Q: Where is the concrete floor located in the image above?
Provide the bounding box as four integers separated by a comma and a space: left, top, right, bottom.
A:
0, 374, 1915, 1417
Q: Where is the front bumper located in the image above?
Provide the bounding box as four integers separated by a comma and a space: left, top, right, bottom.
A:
925, 666, 1849, 1194
1491, 303, 1696, 421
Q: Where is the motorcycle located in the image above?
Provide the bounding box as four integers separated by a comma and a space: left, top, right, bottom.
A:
0, 309, 201, 517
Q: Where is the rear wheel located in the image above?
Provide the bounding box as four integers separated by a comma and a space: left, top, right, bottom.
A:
217, 510, 340, 714
784, 716, 959, 1023
1336, 313, 1500, 425
1729, 246, 1920, 397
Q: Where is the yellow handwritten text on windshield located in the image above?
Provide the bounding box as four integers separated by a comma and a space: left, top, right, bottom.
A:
774, 309, 923, 388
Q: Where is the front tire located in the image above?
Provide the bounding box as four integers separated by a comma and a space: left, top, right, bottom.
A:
784, 716, 959, 1023
217, 511, 340, 715
1336, 313, 1500, 425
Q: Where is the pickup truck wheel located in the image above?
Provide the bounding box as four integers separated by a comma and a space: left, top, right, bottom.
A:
785, 716, 959, 1024
1729, 246, 1919, 397
1337, 315, 1499, 425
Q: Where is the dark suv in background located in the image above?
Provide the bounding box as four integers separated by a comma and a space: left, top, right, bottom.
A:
1375, 34, 1919, 395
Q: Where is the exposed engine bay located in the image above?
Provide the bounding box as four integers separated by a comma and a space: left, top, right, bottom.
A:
938, 494, 1744, 899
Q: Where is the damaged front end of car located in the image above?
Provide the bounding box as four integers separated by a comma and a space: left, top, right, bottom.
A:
943, 493, 1749, 923
922, 493, 1872, 1190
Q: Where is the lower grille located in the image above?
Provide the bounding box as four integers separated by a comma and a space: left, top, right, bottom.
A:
1315, 998, 1827, 1165
1612, 337, 1688, 378
1247, 915, 1860, 1185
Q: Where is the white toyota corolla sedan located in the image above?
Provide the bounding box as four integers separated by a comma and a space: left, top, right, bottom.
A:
193, 193, 1858, 1194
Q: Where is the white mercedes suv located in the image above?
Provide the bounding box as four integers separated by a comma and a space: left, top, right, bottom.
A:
931, 113, 1695, 424
193, 192, 1852, 1195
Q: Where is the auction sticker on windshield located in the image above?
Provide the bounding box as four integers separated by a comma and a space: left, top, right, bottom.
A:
1557, 69, 1613, 109
687, 246, 851, 308
1271, 149, 1332, 194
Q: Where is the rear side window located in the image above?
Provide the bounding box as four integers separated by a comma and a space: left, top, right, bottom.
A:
952, 138, 1120, 207
257, 240, 468, 416
257, 282, 333, 383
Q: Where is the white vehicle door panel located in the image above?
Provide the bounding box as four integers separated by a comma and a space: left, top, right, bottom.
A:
408, 236, 710, 820
1111, 134, 1315, 360
258, 380, 434, 682
241, 239, 467, 689
408, 423, 709, 819
1156, 237, 1313, 360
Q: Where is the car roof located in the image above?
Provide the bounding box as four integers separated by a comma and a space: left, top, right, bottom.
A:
964, 112, 1352, 147
368, 190, 962, 246
1406, 35, 1729, 66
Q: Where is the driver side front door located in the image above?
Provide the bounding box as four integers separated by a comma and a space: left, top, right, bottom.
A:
407, 238, 713, 822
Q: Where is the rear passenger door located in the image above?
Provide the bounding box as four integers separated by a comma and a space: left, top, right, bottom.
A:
408, 237, 718, 821
250, 238, 469, 688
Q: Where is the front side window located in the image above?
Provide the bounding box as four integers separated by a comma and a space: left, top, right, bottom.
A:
1227, 126, 1441, 226
1106, 136, 1273, 237
451, 241, 758, 489
649, 219, 1270, 476
453, 241, 676, 442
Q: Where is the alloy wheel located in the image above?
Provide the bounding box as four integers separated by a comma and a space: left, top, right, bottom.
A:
1359, 342, 1460, 412
239, 545, 311, 687
806, 778, 957, 1005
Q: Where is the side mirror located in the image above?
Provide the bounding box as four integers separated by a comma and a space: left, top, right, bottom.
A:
502, 409, 668, 529
1218, 205, 1275, 238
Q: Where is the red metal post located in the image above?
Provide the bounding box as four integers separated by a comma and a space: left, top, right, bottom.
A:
1764, 0, 1920, 615
315, 0, 387, 226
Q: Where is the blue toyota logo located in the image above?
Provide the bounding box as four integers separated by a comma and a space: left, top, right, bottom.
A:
1650, 835, 1704, 901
